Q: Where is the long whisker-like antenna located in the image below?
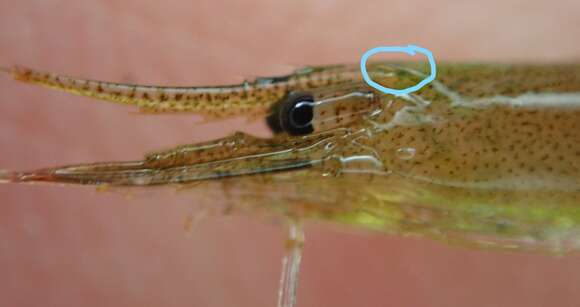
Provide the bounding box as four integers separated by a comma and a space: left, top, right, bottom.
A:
1, 65, 360, 120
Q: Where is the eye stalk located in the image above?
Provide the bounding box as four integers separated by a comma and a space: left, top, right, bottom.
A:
267, 90, 379, 136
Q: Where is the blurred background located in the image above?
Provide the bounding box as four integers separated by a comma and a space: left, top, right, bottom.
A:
1, 1, 580, 306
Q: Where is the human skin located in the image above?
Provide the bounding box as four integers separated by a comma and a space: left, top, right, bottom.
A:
1, 1, 580, 307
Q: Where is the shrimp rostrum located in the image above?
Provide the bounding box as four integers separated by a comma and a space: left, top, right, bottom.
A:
1, 63, 580, 253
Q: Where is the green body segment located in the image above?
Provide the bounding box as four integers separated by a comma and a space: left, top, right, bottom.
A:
2, 63, 580, 253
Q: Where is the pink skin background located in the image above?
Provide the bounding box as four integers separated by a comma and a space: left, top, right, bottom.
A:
1, 1, 580, 306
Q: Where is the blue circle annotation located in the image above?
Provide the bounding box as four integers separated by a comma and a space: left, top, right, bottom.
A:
360, 45, 437, 96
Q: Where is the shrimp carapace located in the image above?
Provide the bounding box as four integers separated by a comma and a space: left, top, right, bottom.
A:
2, 63, 580, 253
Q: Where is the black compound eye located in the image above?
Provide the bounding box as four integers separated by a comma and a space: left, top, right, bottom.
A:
267, 92, 315, 136
289, 101, 314, 128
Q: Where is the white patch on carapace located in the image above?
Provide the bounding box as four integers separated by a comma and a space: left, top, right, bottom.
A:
459, 93, 580, 109
374, 105, 444, 131
340, 155, 384, 169
402, 66, 580, 109
430, 79, 464, 103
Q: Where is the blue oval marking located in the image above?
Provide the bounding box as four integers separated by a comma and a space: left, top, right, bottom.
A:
360, 45, 437, 96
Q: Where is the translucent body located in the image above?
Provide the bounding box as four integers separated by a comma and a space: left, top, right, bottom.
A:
1, 63, 579, 253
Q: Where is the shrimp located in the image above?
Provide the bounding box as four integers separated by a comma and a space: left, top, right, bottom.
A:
1, 62, 580, 254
